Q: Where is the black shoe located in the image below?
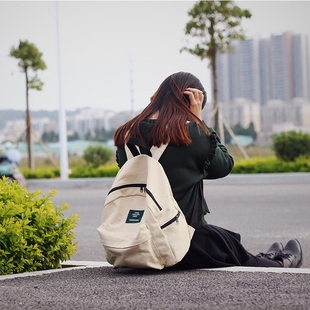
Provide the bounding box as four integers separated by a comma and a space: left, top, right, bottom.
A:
274, 239, 303, 268
257, 241, 284, 260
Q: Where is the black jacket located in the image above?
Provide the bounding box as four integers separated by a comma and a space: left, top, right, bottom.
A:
116, 119, 234, 228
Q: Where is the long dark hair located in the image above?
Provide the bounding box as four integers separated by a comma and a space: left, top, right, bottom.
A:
114, 72, 210, 147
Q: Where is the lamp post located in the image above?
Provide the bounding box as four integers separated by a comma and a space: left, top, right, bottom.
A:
55, 2, 69, 180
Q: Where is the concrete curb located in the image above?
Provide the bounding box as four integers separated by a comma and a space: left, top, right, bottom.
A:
0, 261, 111, 280
26, 177, 115, 189
25, 173, 310, 190
1, 261, 310, 281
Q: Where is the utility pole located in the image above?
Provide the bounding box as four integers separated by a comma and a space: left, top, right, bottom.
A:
55, 2, 69, 180
129, 54, 134, 118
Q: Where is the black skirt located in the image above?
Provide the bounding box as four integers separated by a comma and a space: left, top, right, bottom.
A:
170, 224, 252, 269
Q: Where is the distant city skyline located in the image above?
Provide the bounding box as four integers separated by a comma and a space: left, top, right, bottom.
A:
1, 1, 310, 112
217, 31, 310, 106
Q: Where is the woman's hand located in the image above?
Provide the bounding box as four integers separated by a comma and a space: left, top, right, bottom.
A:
183, 88, 204, 120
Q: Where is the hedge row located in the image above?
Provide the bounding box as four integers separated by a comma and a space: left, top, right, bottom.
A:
232, 156, 310, 174
69, 164, 119, 178
22, 167, 60, 179
21, 164, 119, 179
20, 157, 310, 179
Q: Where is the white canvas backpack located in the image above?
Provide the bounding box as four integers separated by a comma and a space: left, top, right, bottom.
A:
97, 138, 194, 270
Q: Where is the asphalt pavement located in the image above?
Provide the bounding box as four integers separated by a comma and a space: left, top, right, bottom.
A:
1, 173, 310, 309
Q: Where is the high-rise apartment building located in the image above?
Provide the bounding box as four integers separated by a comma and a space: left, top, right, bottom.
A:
292, 33, 310, 100
259, 38, 272, 106
217, 32, 310, 106
269, 32, 293, 103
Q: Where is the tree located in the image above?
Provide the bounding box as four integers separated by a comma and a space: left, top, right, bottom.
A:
224, 122, 257, 143
247, 122, 257, 141
84, 128, 115, 142
10, 40, 47, 171
83, 145, 113, 168
273, 130, 310, 161
41, 131, 59, 143
181, 1, 251, 139
233, 122, 257, 140
67, 131, 80, 141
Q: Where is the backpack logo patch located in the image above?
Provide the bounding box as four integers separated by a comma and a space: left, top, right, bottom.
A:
126, 210, 144, 223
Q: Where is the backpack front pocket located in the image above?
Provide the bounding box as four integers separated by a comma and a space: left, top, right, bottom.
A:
98, 223, 164, 269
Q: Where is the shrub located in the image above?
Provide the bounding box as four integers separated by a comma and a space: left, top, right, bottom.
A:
0, 177, 79, 275
83, 145, 114, 168
272, 130, 310, 161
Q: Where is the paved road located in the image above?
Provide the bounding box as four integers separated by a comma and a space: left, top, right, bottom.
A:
0, 173, 309, 309
27, 173, 310, 268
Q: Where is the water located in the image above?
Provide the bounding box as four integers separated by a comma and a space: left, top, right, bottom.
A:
15, 140, 115, 157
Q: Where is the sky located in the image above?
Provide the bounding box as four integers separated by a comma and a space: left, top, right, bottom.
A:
1, 1, 310, 113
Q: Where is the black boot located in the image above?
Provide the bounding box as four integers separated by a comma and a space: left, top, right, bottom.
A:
274, 239, 303, 268
256, 242, 284, 260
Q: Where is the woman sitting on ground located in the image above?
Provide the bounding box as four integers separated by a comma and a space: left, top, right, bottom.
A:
114, 71, 303, 269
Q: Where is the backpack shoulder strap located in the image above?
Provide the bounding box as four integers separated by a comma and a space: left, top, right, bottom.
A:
125, 137, 151, 160
124, 137, 168, 161
150, 144, 168, 161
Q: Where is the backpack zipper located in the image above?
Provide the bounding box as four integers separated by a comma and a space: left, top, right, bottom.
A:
160, 211, 181, 229
108, 184, 162, 211
145, 188, 162, 211
108, 183, 146, 195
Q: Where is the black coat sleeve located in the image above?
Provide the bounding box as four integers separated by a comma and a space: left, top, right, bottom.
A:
203, 128, 234, 179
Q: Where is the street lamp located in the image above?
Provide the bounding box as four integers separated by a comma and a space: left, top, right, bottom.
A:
55, 2, 69, 180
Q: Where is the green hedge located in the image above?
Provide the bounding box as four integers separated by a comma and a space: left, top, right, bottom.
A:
232, 156, 310, 174
19, 157, 310, 179
0, 178, 79, 275
21, 167, 60, 179
69, 164, 119, 178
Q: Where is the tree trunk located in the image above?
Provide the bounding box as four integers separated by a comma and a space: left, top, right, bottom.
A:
211, 50, 225, 142
209, 18, 224, 142
25, 69, 34, 171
